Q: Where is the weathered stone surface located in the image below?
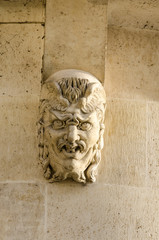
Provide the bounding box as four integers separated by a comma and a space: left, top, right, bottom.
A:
147, 102, 159, 188
98, 99, 146, 186
0, 0, 45, 22
47, 183, 118, 240
117, 186, 159, 240
0, 96, 43, 181
43, 0, 107, 82
105, 26, 159, 101
0, 1, 158, 239
0, 24, 44, 96
46, 183, 159, 240
108, 0, 159, 31
0, 183, 45, 240
39, 69, 106, 184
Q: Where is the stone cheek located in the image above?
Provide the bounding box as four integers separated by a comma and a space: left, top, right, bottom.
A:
39, 69, 106, 184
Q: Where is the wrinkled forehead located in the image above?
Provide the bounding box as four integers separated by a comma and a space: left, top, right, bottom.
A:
50, 108, 97, 122
42, 105, 98, 124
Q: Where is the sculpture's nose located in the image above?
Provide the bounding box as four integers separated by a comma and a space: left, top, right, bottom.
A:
67, 125, 79, 143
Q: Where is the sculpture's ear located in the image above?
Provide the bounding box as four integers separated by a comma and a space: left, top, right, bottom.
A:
40, 79, 61, 99
85, 82, 105, 97
81, 82, 106, 113
85, 82, 106, 105
84, 83, 97, 97
40, 80, 69, 111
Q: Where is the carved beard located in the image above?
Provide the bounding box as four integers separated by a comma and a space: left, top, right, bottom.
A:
47, 141, 95, 183
43, 144, 101, 184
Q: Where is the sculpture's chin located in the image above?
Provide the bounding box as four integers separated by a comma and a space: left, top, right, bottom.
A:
47, 146, 98, 183
49, 146, 93, 172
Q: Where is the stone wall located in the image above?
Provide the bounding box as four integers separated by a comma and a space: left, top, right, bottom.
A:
0, 0, 159, 239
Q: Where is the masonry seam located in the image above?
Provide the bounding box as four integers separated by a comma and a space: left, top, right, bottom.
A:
145, 102, 149, 187
44, 184, 48, 240
108, 24, 159, 33
0, 22, 45, 24
103, 0, 109, 88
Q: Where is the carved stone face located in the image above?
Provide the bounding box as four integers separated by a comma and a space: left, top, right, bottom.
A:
44, 105, 100, 171
39, 69, 106, 183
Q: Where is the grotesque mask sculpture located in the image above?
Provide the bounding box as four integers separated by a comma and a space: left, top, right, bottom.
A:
39, 69, 106, 183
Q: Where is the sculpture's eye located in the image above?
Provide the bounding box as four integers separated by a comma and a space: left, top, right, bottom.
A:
52, 120, 65, 129
79, 122, 92, 131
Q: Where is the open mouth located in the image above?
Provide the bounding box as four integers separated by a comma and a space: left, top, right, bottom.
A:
62, 145, 82, 153
57, 140, 86, 155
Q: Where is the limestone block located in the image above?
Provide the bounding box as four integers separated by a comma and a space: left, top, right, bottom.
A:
108, 0, 159, 31
43, 0, 107, 82
46, 183, 159, 240
0, 96, 44, 181
46, 183, 118, 240
0, 0, 45, 22
0, 24, 44, 96
0, 183, 45, 240
116, 186, 159, 240
98, 99, 146, 186
147, 102, 159, 188
105, 26, 159, 101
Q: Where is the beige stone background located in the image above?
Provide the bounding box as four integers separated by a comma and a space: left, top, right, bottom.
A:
0, 0, 159, 239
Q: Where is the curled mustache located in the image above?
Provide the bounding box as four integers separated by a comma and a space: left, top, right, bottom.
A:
57, 139, 86, 153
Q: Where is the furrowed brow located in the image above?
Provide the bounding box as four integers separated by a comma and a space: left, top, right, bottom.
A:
50, 110, 72, 121
75, 113, 92, 122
